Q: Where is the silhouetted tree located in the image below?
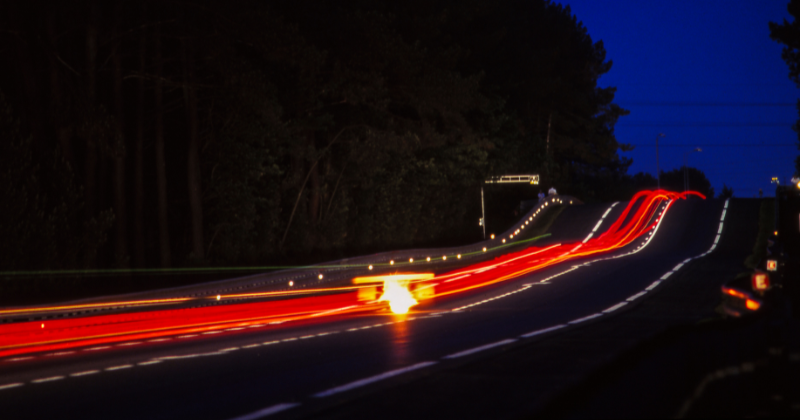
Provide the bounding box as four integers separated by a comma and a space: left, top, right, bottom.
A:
720, 184, 734, 199
660, 167, 715, 198
0, 0, 631, 270
770, 0, 800, 175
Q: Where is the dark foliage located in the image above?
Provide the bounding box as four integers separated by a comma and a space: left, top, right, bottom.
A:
720, 184, 734, 199
659, 167, 715, 199
770, 0, 800, 175
0, 0, 632, 269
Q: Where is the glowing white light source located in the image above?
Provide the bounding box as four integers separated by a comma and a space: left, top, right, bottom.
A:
379, 279, 418, 314
288, 281, 294, 287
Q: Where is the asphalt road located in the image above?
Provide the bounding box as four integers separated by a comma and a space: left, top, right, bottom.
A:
0, 196, 752, 420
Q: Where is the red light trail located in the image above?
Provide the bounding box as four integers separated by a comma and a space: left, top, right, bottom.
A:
0, 190, 701, 359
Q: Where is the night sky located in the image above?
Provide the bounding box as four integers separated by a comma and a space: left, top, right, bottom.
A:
564, 0, 798, 197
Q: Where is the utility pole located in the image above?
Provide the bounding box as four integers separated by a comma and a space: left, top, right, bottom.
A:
482, 175, 540, 239
656, 133, 665, 190
683, 148, 702, 192
480, 187, 486, 239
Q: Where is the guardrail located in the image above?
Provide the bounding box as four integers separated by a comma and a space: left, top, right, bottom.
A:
193, 195, 581, 297
0, 195, 580, 321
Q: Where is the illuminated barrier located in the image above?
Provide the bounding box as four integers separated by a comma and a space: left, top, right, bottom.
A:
352, 273, 434, 285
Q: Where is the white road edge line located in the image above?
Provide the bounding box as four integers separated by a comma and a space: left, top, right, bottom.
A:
313, 361, 437, 398
627, 291, 647, 301
520, 324, 566, 338
646, 281, 662, 291
443, 339, 516, 359
227, 403, 301, 420
569, 313, 602, 324
603, 302, 628, 313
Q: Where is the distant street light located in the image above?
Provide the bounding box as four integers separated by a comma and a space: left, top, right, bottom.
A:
683, 148, 702, 192
656, 133, 665, 190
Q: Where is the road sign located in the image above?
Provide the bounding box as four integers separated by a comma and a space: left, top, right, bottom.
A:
485, 175, 540, 185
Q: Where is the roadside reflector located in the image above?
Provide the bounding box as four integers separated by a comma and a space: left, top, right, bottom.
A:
751, 272, 770, 291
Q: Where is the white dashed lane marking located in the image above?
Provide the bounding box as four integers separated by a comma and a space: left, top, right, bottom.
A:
31, 376, 64, 383
105, 365, 133, 371
520, 324, 566, 338
627, 291, 647, 301
70, 370, 99, 377
313, 361, 437, 398
443, 339, 516, 359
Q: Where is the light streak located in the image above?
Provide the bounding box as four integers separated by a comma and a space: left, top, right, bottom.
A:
0, 190, 699, 359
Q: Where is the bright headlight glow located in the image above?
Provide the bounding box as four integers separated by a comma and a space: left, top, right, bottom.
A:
379, 279, 418, 314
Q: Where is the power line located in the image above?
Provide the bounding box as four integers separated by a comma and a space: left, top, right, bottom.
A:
617, 122, 793, 127
617, 102, 796, 107
625, 144, 796, 147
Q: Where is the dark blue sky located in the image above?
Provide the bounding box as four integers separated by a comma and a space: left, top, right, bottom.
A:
563, 0, 798, 197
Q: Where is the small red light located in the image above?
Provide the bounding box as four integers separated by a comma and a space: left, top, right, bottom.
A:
751, 272, 770, 291
766, 260, 777, 272
745, 299, 761, 310
723, 287, 747, 299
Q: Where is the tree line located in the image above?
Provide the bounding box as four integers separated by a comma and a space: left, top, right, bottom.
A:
771, 0, 800, 176
0, 0, 635, 271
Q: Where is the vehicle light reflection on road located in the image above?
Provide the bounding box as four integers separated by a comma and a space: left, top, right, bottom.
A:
391, 314, 411, 367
